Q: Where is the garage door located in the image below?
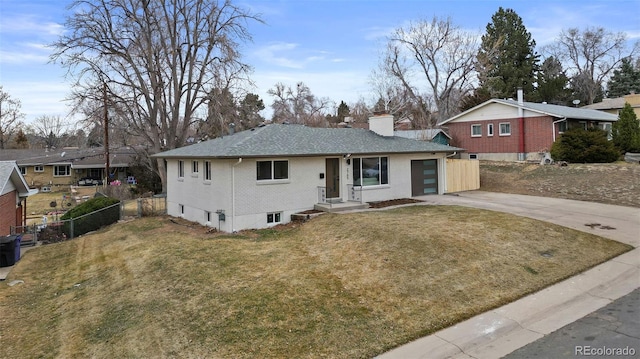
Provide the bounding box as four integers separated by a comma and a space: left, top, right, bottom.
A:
411, 160, 438, 196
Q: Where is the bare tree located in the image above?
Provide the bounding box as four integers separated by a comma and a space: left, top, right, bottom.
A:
381, 16, 479, 124
51, 0, 261, 192
546, 27, 640, 104
0, 86, 25, 149
26, 115, 71, 149
267, 82, 333, 126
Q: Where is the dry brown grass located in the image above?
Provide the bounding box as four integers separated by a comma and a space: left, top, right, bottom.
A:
480, 161, 640, 207
0, 207, 631, 358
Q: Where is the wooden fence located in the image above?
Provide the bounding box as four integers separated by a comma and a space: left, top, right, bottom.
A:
446, 159, 480, 193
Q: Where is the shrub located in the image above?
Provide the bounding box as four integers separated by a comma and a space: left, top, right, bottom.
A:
551, 127, 619, 163
612, 103, 640, 153
61, 197, 121, 238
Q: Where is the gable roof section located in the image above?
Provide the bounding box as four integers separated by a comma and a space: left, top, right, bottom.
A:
441, 99, 618, 125
394, 129, 452, 141
154, 124, 461, 159
0, 161, 36, 197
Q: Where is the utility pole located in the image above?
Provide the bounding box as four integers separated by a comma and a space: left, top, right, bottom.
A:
103, 83, 110, 184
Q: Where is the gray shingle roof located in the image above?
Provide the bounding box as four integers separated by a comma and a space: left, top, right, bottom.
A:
0, 161, 31, 195
497, 99, 618, 121
154, 124, 462, 159
441, 99, 618, 125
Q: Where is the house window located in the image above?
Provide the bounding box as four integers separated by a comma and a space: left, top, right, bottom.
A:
179, 204, 184, 215
20, 167, 26, 175
580, 121, 587, 130
353, 157, 388, 186
178, 160, 184, 178
192, 160, 199, 174
487, 123, 494, 136
558, 121, 567, 133
257, 160, 289, 181
34, 165, 44, 172
54, 165, 70, 177
471, 124, 482, 137
205, 211, 211, 223
204, 161, 212, 181
499, 123, 511, 136
601, 123, 612, 140
469, 154, 478, 160
267, 212, 282, 224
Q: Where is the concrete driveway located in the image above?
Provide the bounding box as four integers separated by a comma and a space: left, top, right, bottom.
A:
376, 191, 640, 359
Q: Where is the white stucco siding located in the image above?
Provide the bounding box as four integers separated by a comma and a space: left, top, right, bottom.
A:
349, 153, 447, 202
165, 153, 449, 232
231, 157, 325, 230
166, 159, 233, 231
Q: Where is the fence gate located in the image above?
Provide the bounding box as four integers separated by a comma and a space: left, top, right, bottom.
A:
10, 225, 39, 246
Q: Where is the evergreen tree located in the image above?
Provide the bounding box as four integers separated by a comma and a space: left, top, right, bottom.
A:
607, 57, 640, 98
336, 101, 350, 122
533, 57, 571, 105
476, 7, 539, 100
238, 93, 265, 130
551, 127, 619, 163
612, 103, 640, 153
11, 129, 29, 149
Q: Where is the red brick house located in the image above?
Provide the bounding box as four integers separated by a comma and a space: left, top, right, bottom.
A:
0, 161, 38, 236
440, 92, 619, 161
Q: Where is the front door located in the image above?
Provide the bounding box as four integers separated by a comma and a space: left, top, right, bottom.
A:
411, 159, 439, 196
325, 158, 340, 199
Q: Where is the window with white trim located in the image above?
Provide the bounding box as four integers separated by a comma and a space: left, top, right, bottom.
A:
499, 123, 511, 136
34, 165, 44, 172
267, 212, 282, 224
204, 161, 212, 181
178, 160, 184, 178
257, 160, 289, 181
471, 124, 482, 137
192, 160, 199, 174
353, 157, 388, 186
20, 167, 26, 175
54, 165, 70, 177
487, 123, 494, 136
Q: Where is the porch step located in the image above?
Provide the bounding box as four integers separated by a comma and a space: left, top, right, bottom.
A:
314, 202, 369, 213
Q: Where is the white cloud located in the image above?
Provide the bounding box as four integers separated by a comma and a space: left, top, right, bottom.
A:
0, 50, 50, 65
253, 42, 345, 69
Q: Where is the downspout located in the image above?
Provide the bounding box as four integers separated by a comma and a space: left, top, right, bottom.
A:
231, 158, 242, 232
517, 88, 525, 161
552, 118, 567, 142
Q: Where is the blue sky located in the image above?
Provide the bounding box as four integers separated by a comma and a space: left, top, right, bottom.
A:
1, 0, 639, 124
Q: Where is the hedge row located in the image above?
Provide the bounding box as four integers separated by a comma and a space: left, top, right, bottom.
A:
61, 197, 121, 238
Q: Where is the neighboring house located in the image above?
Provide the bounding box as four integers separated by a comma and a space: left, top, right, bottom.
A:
394, 129, 452, 146
0, 147, 137, 189
154, 114, 462, 232
583, 93, 640, 118
440, 90, 618, 161
0, 161, 38, 235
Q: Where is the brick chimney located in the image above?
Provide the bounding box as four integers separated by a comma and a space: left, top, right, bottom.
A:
368, 114, 394, 137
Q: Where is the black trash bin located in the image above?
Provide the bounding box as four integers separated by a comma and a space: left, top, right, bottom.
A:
0, 235, 21, 267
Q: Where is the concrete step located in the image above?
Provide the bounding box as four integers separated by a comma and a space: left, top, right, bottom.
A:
314, 202, 369, 213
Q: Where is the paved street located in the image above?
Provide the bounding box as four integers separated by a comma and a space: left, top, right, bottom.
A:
503, 289, 640, 358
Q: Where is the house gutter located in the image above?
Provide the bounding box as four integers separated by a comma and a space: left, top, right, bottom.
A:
231, 158, 242, 232
552, 118, 567, 142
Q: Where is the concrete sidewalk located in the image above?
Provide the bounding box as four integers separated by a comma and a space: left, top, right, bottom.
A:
376, 192, 640, 359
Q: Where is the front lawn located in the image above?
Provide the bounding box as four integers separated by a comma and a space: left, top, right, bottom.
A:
0, 206, 631, 358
